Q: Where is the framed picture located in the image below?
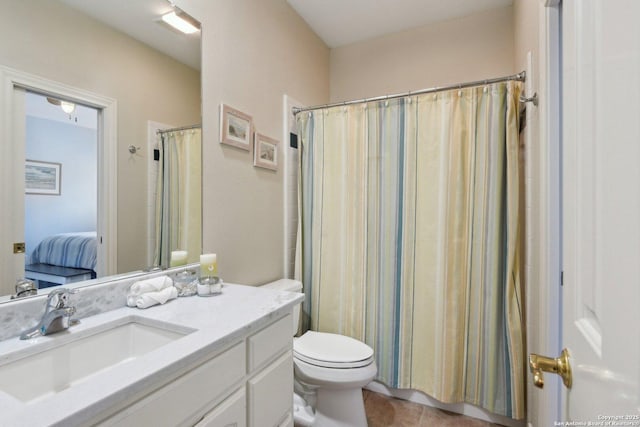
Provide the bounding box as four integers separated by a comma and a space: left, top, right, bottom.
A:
220, 104, 253, 151
25, 160, 62, 195
253, 133, 279, 171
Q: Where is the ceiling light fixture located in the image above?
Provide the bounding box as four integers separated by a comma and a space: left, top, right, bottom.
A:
161, 9, 200, 34
47, 97, 76, 115
60, 101, 76, 114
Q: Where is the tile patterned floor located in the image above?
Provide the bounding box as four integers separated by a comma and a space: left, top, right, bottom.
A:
363, 390, 504, 427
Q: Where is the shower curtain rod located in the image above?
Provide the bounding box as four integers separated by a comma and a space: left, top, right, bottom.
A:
157, 123, 201, 134
292, 71, 526, 115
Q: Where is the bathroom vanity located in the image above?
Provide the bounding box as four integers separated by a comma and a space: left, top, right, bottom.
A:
0, 282, 302, 427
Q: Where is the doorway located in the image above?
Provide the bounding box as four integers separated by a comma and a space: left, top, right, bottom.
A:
0, 66, 117, 296
23, 91, 99, 288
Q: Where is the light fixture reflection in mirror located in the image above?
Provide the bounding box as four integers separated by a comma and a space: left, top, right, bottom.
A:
46, 97, 76, 115
60, 101, 75, 114
161, 10, 200, 34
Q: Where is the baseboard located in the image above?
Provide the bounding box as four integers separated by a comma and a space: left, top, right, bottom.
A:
365, 381, 526, 427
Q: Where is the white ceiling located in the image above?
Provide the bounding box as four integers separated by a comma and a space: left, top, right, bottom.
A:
286, 0, 514, 48
58, 0, 201, 70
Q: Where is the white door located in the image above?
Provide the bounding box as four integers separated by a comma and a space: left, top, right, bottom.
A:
561, 0, 640, 420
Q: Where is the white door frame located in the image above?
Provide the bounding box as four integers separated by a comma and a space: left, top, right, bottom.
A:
0, 66, 118, 281
528, 1, 563, 426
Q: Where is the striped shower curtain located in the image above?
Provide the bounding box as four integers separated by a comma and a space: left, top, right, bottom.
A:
153, 128, 202, 267
297, 81, 524, 419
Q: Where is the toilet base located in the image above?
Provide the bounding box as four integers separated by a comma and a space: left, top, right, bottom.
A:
293, 355, 375, 426
293, 387, 368, 427
313, 388, 367, 427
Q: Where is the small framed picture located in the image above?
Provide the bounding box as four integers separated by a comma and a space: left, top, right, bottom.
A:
253, 133, 279, 171
220, 104, 253, 151
25, 160, 62, 195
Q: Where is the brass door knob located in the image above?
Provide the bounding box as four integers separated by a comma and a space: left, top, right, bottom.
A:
529, 348, 572, 389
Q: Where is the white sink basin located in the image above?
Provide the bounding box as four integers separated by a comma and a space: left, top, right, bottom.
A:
0, 316, 194, 403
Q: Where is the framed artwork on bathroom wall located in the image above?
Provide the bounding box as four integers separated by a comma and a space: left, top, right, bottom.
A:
219, 104, 253, 151
253, 133, 279, 171
25, 160, 62, 195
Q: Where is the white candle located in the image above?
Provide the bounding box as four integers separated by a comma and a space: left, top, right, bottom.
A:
170, 250, 188, 267
200, 253, 218, 277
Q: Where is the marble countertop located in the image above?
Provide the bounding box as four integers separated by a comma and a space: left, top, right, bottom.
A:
0, 283, 303, 427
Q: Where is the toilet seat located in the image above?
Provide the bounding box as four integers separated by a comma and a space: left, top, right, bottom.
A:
294, 331, 374, 369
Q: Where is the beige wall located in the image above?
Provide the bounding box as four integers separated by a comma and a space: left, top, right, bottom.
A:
329, 6, 515, 102
177, 0, 329, 285
0, 0, 201, 274
514, 0, 539, 74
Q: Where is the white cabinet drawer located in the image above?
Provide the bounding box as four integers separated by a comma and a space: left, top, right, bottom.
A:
247, 352, 293, 427
195, 388, 246, 427
247, 314, 291, 372
98, 341, 245, 427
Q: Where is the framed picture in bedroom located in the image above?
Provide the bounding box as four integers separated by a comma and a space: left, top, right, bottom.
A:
253, 133, 279, 171
25, 160, 62, 195
220, 104, 253, 151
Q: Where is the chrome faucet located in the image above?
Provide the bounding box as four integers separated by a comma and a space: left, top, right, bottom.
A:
20, 288, 79, 340
11, 278, 37, 299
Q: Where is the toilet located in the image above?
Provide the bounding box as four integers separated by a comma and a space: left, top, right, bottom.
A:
261, 279, 377, 427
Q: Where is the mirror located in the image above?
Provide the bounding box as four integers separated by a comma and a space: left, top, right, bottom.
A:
0, 0, 201, 300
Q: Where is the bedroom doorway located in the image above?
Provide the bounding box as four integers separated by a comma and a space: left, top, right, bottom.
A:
23, 91, 99, 288
0, 66, 117, 296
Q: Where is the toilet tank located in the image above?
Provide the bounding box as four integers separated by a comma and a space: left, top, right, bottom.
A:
260, 279, 302, 336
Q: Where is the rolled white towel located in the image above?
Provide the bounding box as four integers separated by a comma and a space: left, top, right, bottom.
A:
129, 276, 173, 295
134, 286, 178, 309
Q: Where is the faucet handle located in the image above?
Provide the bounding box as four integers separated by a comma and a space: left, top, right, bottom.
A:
11, 278, 37, 299
46, 288, 78, 309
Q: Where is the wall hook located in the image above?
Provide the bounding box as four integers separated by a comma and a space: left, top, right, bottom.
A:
520, 92, 538, 107
128, 145, 141, 154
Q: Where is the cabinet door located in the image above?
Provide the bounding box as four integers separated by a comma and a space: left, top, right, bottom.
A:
248, 314, 291, 371
247, 352, 293, 427
196, 389, 245, 427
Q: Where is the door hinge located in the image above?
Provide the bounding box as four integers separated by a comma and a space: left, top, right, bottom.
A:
560, 271, 564, 286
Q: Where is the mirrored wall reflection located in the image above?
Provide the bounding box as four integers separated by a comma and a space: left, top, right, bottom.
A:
0, 0, 201, 300
23, 92, 99, 290
153, 126, 202, 268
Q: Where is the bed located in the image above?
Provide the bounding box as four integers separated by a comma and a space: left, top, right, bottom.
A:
26, 232, 97, 287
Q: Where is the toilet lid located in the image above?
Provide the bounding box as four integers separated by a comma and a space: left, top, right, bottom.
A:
294, 331, 374, 368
